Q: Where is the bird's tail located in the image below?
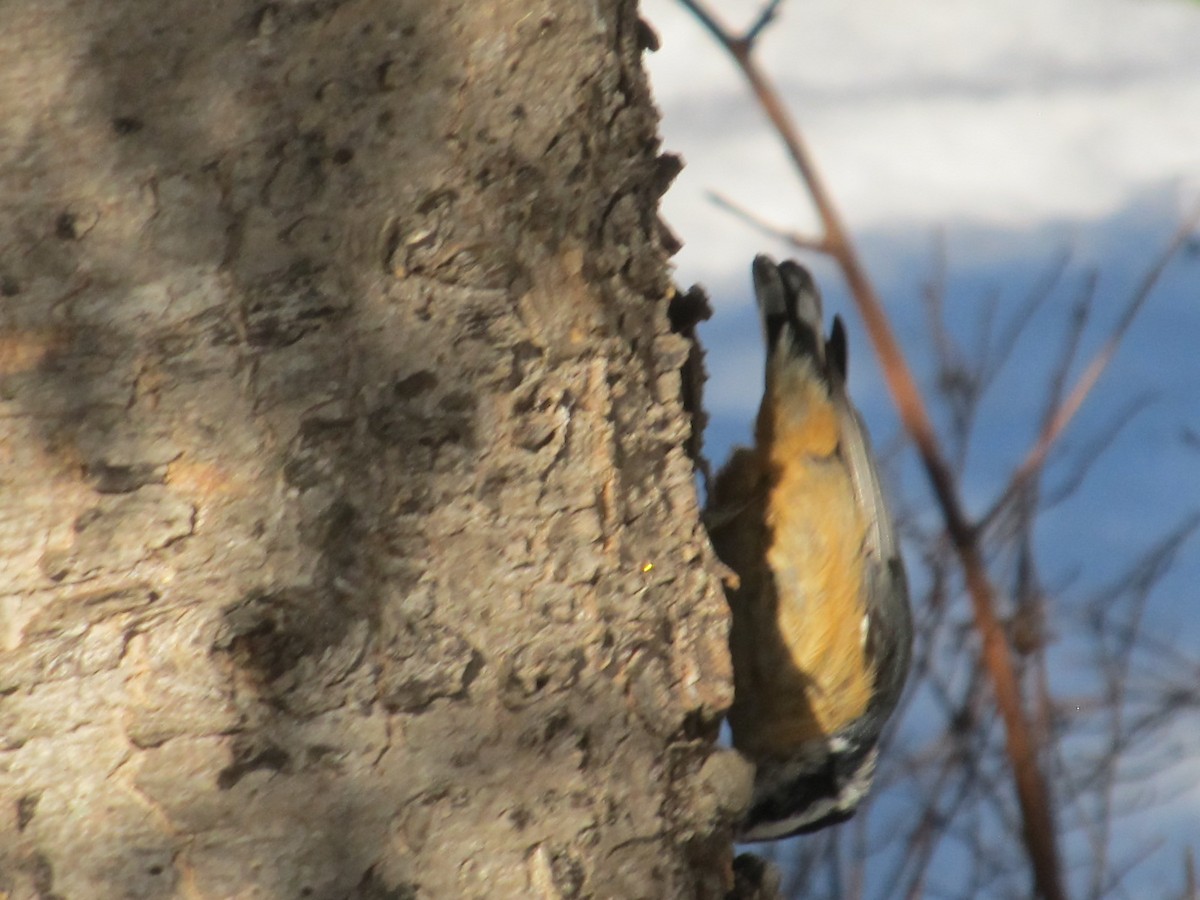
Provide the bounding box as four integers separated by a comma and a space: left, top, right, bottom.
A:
752, 254, 844, 381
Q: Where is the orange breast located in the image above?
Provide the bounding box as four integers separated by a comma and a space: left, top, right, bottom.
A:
729, 361, 874, 756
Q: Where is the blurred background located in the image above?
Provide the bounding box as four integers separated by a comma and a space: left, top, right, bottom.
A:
641, 0, 1200, 896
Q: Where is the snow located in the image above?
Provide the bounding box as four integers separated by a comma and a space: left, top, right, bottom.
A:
648, 0, 1200, 252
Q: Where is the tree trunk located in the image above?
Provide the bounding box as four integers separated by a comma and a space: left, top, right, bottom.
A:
0, 1, 736, 896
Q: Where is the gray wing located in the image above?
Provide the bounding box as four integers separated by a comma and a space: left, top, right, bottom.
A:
831, 355, 912, 734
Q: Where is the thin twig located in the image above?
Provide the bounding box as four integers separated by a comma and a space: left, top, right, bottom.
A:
978, 248, 1074, 398
745, 0, 786, 45
707, 190, 829, 252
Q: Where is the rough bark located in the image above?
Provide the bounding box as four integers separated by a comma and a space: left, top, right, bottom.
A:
0, 1, 737, 897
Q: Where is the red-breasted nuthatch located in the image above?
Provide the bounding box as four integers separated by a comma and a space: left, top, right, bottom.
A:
706, 255, 912, 841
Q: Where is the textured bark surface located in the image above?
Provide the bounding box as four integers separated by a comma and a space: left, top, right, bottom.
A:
0, 1, 738, 897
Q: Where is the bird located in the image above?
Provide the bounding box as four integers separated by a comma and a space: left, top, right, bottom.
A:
705, 255, 912, 841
